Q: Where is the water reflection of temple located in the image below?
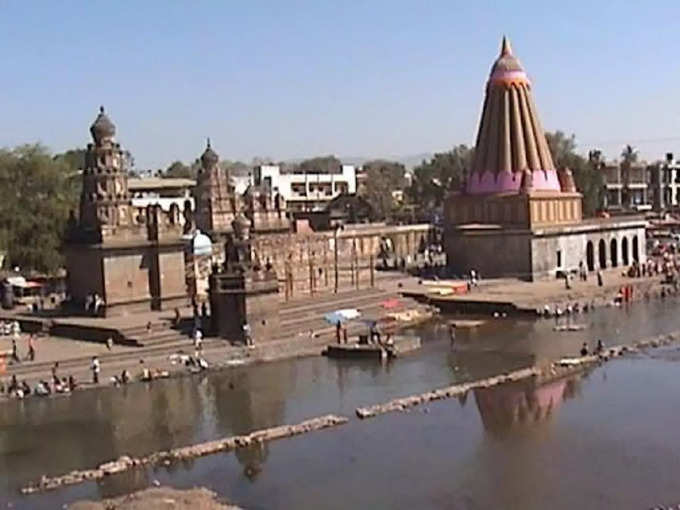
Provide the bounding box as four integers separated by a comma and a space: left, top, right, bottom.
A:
474, 375, 580, 436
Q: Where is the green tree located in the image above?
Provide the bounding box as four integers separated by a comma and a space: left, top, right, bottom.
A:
359, 160, 406, 220
408, 145, 474, 211
545, 131, 603, 216
621, 144, 638, 165
164, 160, 193, 179
296, 155, 342, 174
53, 147, 86, 202
0, 144, 79, 273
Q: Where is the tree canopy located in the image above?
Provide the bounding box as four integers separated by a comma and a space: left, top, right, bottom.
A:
408, 145, 474, 212
545, 131, 603, 216
164, 160, 193, 179
295, 155, 342, 174
0, 144, 80, 273
359, 160, 406, 220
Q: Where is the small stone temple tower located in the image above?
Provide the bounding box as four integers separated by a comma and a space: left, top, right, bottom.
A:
193, 139, 239, 238
209, 213, 280, 344
65, 107, 188, 316
78, 106, 140, 242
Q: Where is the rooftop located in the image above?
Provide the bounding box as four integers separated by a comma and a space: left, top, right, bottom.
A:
128, 177, 196, 191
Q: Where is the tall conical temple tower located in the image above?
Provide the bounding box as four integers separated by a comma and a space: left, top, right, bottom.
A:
65, 107, 188, 316
447, 37, 582, 230
467, 37, 560, 194
444, 38, 646, 280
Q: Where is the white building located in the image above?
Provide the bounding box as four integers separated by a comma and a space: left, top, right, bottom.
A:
253, 164, 356, 212
129, 177, 195, 212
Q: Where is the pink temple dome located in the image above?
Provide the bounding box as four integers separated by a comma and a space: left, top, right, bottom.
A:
466, 37, 561, 195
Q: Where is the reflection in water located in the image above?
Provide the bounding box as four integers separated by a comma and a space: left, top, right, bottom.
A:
236, 442, 269, 481
3, 296, 680, 508
474, 375, 583, 436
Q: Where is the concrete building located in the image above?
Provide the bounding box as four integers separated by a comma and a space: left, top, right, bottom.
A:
647, 155, 680, 212
602, 163, 651, 213
444, 37, 646, 280
252, 164, 356, 212
602, 154, 680, 214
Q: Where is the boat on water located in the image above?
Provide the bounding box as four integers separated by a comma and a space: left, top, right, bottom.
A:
323, 334, 421, 360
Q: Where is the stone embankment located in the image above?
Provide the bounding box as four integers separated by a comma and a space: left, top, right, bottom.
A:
355, 331, 680, 420
21, 414, 348, 495
355, 367, 540, 419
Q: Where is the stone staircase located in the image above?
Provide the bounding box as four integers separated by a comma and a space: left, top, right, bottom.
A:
119, 286, 428, 349
120, 321, 192, 348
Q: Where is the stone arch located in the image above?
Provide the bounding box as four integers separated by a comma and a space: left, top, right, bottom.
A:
622, 237, 629, 266
598, 239, 607, 269
610, 238, 618, 267
633, 235, 640, 262
586, 241, 595, 271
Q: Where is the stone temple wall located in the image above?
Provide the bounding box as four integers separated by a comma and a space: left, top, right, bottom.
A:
209, 224, 433, 299
445, 219, 647, 282
531, 221, 647, 278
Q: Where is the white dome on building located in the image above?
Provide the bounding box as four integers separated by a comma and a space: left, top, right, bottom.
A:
192, 229, 213, 256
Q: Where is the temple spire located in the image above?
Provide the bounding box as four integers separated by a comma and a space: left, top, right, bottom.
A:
500, 35, 512, 56
467, 38, 558, 194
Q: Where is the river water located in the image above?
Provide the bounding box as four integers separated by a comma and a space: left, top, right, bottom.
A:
2, 296, 680, 509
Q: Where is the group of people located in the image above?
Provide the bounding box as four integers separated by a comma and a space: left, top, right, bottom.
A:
2, 362, 78, 399
541, 301, 596, 318
0, 320, 21, 337
7, 333, 38, 363
580, 339, 605, 357
84, 293, 105, 316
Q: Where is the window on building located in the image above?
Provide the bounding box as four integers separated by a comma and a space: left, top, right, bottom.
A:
556, 250, 562, 268
291, 183, 306, 196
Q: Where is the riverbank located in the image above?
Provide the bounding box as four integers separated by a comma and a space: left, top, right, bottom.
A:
69, 486, 241, 510
403, 268, 666, 315
0, 307, 436, 404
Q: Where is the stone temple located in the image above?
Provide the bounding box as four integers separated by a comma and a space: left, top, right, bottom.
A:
65, 107, 188, 315
63, 108, 434, 319
444, 38, 646, 280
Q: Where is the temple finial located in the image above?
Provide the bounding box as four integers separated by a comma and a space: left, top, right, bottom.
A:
99, 105, 105, 114
207, 137, 211, 149
500, 35, 512, 56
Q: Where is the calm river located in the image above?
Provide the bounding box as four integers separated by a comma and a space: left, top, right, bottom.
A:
2, 296, 680, 509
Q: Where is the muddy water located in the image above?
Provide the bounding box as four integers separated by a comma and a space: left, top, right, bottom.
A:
2, 296, 680, 509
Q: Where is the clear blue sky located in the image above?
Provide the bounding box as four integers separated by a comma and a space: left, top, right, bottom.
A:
2, 1, 680, 170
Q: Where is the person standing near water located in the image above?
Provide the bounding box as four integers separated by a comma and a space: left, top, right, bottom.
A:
27, 334, 36, 361
11, 338, 19, 363
449, 323, 456, 346
91, 356, 100, 384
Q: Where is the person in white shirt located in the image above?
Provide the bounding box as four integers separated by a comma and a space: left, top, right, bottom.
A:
91, 356, 100, 384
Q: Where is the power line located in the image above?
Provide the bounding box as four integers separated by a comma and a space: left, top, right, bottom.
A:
581, 136, 680, 147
